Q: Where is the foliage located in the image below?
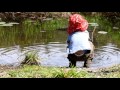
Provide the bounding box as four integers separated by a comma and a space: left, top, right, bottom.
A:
22, 18, 68, 31
20, 51, 40, 66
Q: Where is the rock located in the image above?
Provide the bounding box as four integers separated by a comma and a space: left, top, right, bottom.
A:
89, 23, 99, 26
0, 24, 13, 26
113, 27, 119, 29
0, 22, 6, 24
98, 31, 108, 34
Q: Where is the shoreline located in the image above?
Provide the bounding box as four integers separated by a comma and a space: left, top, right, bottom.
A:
0, 64, 120, 78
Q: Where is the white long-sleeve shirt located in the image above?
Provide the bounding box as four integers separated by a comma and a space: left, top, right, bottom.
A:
67, 30, 92, 54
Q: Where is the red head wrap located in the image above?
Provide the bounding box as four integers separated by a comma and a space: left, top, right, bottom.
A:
67, 14, 88, 35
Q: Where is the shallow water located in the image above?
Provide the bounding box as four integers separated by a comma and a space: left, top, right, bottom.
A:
0, 24, 120, 68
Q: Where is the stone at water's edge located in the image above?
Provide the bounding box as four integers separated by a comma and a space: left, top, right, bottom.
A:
8, 22, 19, 25
98, 31, 108, 34
113, 27, 119, 30
0, 22, 6, 24
0, 22, 19, 26
89, 23, 99, 26
0, 24, 13, 26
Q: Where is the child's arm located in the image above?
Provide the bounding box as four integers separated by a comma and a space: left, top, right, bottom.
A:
66, 35, 71, 53
67, 35, 71, 48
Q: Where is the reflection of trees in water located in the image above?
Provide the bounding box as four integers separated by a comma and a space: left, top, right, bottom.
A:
0, 25, 67, 48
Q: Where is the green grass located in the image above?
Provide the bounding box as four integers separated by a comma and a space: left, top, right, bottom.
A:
0, 65, 93, 78
1, 64, 120, 78
22, 18, 68, 31
21, 51, 40, 66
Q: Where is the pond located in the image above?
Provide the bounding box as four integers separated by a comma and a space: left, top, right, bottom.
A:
0, 20, 120, 69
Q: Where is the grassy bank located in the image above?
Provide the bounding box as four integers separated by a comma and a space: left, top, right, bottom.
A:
1, 65, 120, 78
22, 18, 68, 31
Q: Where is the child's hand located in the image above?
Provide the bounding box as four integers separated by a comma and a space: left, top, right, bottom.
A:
67, 40, 70, 44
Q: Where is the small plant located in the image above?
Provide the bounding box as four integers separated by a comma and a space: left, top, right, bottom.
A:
21, 51, 40, 66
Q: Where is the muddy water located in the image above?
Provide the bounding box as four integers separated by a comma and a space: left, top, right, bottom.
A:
0, 25, 120, 68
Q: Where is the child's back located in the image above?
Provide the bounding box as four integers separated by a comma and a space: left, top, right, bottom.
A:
68, 30, 91, 54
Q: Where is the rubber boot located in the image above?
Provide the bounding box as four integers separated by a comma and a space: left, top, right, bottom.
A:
69, 60, 76, 68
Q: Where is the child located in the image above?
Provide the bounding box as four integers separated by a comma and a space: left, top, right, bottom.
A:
67, 13, 94, 68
